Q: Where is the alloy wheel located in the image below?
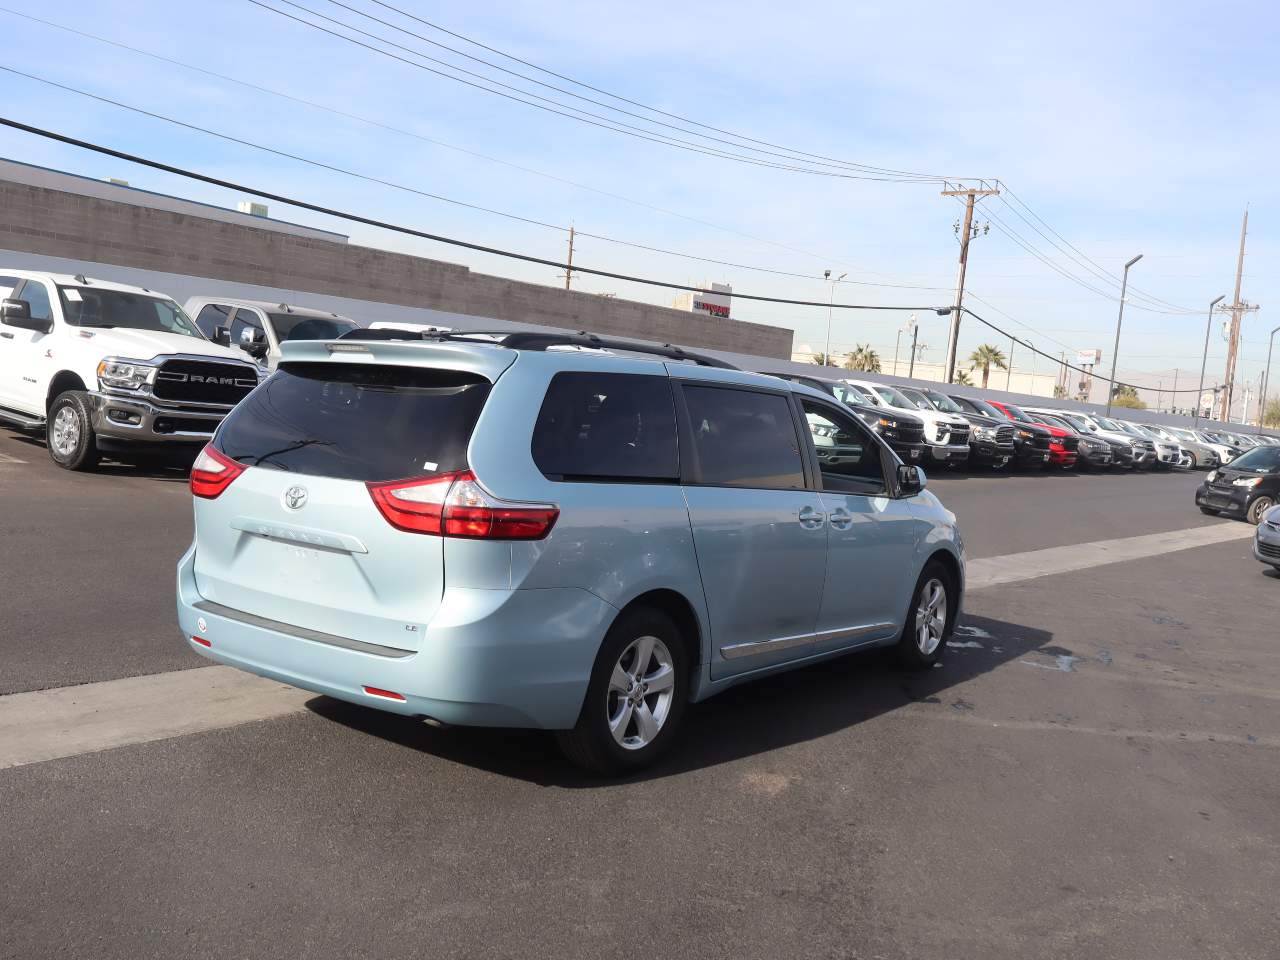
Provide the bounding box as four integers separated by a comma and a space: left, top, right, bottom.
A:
51, 406, 81, 457
915, 578, 947, 656
606, 635, 676, 750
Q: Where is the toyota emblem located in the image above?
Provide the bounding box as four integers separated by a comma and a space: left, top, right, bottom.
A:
283, 485, 309, 510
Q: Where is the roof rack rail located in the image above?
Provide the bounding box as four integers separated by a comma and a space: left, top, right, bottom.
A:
338, 327, 737, 369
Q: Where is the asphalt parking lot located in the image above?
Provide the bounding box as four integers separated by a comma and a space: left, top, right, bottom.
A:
2, 429, 1278, 960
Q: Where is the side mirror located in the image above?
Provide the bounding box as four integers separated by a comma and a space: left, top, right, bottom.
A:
897, 463, 926, 496
239, 326, 269, 358
212, 325, 231, 347
1, 298, 52, 334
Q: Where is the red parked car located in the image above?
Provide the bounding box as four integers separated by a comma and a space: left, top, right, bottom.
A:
986, 400, 1079, 469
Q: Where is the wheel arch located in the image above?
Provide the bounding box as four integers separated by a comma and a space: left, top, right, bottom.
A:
46, 370, 89, 412
924, 546, 964, 624
613, 588, 704, 678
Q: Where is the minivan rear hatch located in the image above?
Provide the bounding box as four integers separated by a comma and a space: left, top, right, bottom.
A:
192, 342, 509, 652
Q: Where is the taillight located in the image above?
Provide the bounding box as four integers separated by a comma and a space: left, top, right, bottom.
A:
190, 444, 245, 499
367, 471, 558, 540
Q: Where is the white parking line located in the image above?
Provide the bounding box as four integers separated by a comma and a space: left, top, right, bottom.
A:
966, 521, 1254, 590
0, 520, 1258, 770
0, 451, 28, 464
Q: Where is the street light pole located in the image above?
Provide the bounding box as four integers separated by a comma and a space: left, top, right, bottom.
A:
1260, 324, 1280, 435
1105, 254, 1143, 417
1195, 295, 1227, 426
823, 271, 846, 366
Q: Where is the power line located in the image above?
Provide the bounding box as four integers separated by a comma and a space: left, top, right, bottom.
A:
0, 6, 919, 280
350, 0, 958, 181
0, 66, 953, 292
318, 0, 940, 181
0, 115, 944, 314
248, 0, 929, 183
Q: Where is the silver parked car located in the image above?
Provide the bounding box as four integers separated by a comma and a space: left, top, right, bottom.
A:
177, 331, 965, 773
1255, 503, 1280, 572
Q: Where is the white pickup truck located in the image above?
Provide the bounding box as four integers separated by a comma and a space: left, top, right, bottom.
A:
0, 270, 260, 470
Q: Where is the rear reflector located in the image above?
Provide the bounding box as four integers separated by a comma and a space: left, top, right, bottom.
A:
367, 470, 558, 540
362, 685, 406, 702
190, 635, 212, 648
190, 444, 246, 499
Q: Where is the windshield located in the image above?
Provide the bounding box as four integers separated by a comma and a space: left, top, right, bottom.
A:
834, 384, 872, 405
1093, 416, 1123, 431
1058, 412, 1093, 431
1229, 446, 1280, 474
869, 384, 914, 408
268, 312, 359, 343
1000, 402, 1031, 421
955, 396, 1003, 418
896, 388, 935, 411
1166, 427, 1196, 442
1129, 424, 1160, 440
922, 389, 964, 413
58, 286, 202, 339
1036, 414, 1073, 431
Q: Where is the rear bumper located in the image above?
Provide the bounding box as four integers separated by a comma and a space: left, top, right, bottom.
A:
90, 391, 230, 445
176, 545, 614, 729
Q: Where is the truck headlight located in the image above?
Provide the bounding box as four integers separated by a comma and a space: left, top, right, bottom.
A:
876, 417, 899, 430
1206, 470, 1217, 482
97, 358, 155, 390
1017, 429, 1034, 440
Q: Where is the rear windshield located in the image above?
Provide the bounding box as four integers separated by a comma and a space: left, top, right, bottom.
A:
268, 312, 359, 342
215, 362, 490, 481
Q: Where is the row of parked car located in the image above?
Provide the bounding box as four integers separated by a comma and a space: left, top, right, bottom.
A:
768, 372, 1279, 477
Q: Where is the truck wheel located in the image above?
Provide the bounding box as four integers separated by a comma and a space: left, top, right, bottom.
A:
556, 607, 688, 776
897, 561, 954, 669
47, 391, 100, 471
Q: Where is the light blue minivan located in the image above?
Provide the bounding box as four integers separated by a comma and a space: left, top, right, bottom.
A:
177, 332, 964, 772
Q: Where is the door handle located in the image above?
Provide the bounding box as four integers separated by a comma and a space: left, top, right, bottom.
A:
798, 505, 825, 528
828, 508, 853, 530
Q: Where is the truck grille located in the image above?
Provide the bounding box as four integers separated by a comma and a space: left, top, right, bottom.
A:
948, 423, 970, 445
1032, 433, 1052, 449
153, 359, 258, 406
994, 425, 1015, 445
1061, 436, 1079, 452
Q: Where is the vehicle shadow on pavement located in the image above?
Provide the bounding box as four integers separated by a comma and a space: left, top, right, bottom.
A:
304, 612, 1052, 787
5, 434, 194, 482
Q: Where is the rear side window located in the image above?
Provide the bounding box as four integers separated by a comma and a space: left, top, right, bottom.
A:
215, 362, 490, 482
532, 372, 679, 481
682, 385, 804, 490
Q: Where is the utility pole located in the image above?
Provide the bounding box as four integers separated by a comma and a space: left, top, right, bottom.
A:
1220, 208, 1260, 419
1196, 295, 1226, 426
1006, 338, 1015, 390
562, 226, 576, 289
941, 182, 999, 383
908, 328, 922, 378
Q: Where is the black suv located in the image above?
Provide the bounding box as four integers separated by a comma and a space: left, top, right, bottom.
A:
895, 385, 1015, 469
763, 373, 929, 464
1023, 411, 1115, 470
947, 394, 1052, 468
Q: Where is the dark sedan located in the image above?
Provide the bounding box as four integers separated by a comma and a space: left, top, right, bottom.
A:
1196, 445, 1280, 524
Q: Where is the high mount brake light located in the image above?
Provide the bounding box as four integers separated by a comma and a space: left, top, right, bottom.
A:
367, 471, 558, 540
190, 444, 245, 499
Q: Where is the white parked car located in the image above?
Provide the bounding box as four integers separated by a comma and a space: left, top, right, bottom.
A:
841, 378, 972, 464
0, 270, 258, 470
185, 297, 359, 371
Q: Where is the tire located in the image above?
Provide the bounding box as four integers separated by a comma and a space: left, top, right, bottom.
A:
1247, 496, 1275, 525
1199, 506, 1218, 516
46, 391, 99, 471
556, 607, 689, 775
896, 561, 954, 669
1188, 452, 1199, 469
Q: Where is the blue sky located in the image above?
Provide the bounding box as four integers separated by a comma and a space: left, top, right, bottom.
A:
1, 0, 1277, 403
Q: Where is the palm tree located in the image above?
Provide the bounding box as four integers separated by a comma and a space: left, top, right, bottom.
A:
811, 352, 835, 366
967, 344, 1008, 388
952, 369, 974, 386
844, 343, 881, 373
